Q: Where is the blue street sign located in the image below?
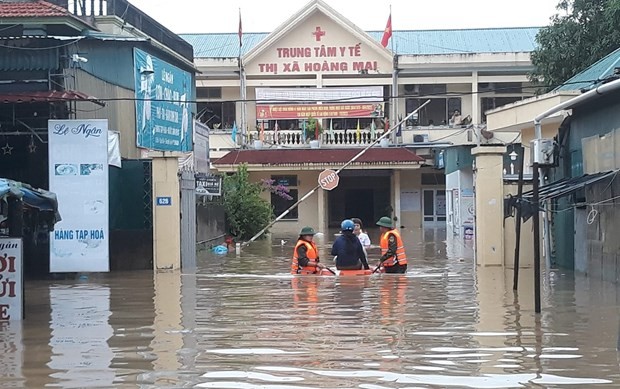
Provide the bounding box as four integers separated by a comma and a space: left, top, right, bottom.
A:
156, 197, 172, 206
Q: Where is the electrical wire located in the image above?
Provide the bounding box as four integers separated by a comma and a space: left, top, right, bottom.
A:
1, 79, 600, 106
0, 38, 82, 50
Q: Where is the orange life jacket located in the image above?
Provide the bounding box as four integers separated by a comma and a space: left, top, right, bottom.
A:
380, 229, 407, 267
291, 239, 319, 275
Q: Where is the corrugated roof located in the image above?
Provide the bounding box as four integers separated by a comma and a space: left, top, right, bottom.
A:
181, 27, 540, 58
555, 47, 620, 92
0, 90, 105, 106
0, 0, 69, 17
213, 147, 424, 166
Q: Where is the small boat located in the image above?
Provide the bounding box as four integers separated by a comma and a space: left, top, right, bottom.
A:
314, 268, 383, 276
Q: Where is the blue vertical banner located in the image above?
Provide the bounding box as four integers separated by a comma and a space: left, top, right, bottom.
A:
133, 48, 193, 152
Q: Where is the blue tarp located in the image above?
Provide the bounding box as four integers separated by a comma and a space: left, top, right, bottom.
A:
0, 178, 61, 223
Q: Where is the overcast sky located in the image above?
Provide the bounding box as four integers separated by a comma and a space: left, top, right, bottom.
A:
127, 0, 560, 34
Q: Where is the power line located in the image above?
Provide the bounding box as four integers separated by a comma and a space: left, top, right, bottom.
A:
0, 79, 599, 106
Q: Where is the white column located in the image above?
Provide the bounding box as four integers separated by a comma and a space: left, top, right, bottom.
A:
471, 71, 480, 125
394, 170, 401, 226
318, 187, 328, 235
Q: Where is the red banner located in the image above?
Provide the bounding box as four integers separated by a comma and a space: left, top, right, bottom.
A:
256, 103, 384, 120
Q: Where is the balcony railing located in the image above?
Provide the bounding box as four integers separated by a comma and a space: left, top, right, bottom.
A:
248, 129, 384, 147
210, 126, 477, 151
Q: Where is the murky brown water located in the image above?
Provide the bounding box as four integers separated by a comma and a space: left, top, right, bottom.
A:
2, 228, 620, 388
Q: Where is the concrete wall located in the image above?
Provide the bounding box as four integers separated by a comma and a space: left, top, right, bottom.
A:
582, 175, 620, 283
197, 203, 226, 245
74, 69, 141, 159
249, 170, 321, 237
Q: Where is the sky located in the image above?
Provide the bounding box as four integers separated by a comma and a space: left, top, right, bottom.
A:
127, 0, 560, 34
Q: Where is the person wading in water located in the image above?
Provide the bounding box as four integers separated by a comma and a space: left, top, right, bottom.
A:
331, 219, 370, 271
376, 216, 408, 274
291, 226, 325, 275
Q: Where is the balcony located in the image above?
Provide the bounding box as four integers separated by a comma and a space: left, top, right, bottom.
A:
61, 0, 193, 62
209, 126, 476, 156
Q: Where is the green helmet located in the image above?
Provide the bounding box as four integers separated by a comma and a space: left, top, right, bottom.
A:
376, 216, 393, 228
299, 226, 316, 236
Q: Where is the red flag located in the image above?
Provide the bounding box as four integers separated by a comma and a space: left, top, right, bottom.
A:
381, 13, 392, 48
238, 9, 243, 47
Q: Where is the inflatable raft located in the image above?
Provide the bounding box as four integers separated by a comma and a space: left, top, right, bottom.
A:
313, 268, 383, 276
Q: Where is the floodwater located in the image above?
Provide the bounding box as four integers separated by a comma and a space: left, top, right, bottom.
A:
2, 228, 620, 388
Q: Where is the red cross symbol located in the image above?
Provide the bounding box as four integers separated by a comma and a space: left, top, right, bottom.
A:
312, 26, 326, 41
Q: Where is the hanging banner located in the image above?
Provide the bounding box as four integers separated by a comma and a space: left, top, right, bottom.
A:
256, 103, 384, 120
193, 120, 210, 174
48, 119, 109, 272
0, 238, 23, 321
134, 48, 193, 152
255, 87, 383, 102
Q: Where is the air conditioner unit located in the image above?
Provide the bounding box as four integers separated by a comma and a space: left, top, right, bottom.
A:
530, 138, 555, 166
413, 133, 429, 143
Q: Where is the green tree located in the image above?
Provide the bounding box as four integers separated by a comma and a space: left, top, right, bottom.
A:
221, 164, 273, 240
530, 0, 620, 90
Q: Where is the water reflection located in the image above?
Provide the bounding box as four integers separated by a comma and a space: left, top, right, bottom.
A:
47, 285, 114, 388
7, 228, 619, 387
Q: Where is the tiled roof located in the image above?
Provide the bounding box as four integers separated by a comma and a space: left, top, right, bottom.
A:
181, 27, 540, 58
0, 0, 70, 18
213, 147, 424, 166
555, 47, 620, 92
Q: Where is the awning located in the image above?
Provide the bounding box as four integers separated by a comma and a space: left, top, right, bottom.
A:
0, 90, 105, 106
0, 178, 61, 224
213, 147, 424, 171
522, 170, 619, 202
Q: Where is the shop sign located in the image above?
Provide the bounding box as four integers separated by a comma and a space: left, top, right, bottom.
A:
0, 238, 22, 321
196, 175, 222, 196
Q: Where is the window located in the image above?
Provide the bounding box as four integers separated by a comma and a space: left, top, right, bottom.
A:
197, 102, 236, 129
196, 87, 222, 99
406, 97, 461, 126
271, 175, 298, 220
421, 173, 446, 185
481, 96, 524, 123
479, 82, 522, 94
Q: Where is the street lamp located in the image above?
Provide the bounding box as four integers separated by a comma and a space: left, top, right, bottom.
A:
509, 150, 518, 175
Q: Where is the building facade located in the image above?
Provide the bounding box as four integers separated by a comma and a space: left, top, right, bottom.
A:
182, 0, 536, 236
0, 0, 196, 273
487, 47, 620, 274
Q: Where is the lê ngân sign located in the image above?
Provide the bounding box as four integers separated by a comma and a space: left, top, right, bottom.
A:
256, 103, 384, 120
0, 238, 23, 321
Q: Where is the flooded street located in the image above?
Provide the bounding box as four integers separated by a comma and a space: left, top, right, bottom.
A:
2, 228, 620, 388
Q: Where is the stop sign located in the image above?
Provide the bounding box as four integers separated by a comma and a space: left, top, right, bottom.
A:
318, 169, 340, 191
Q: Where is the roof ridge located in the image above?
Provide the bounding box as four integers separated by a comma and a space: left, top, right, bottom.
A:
180, 26, 541, 36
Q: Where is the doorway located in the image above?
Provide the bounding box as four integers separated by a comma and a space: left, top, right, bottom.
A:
344, 189, 374, 225
327, 173, 391, 228
423, 189, 447, 226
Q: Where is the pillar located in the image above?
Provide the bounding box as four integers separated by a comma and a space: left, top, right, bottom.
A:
151, 153, 181, 270
472, 146, 506, 266
317, 187, 328, 235
392, 170, 401, 226
471, 71, 480, 124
